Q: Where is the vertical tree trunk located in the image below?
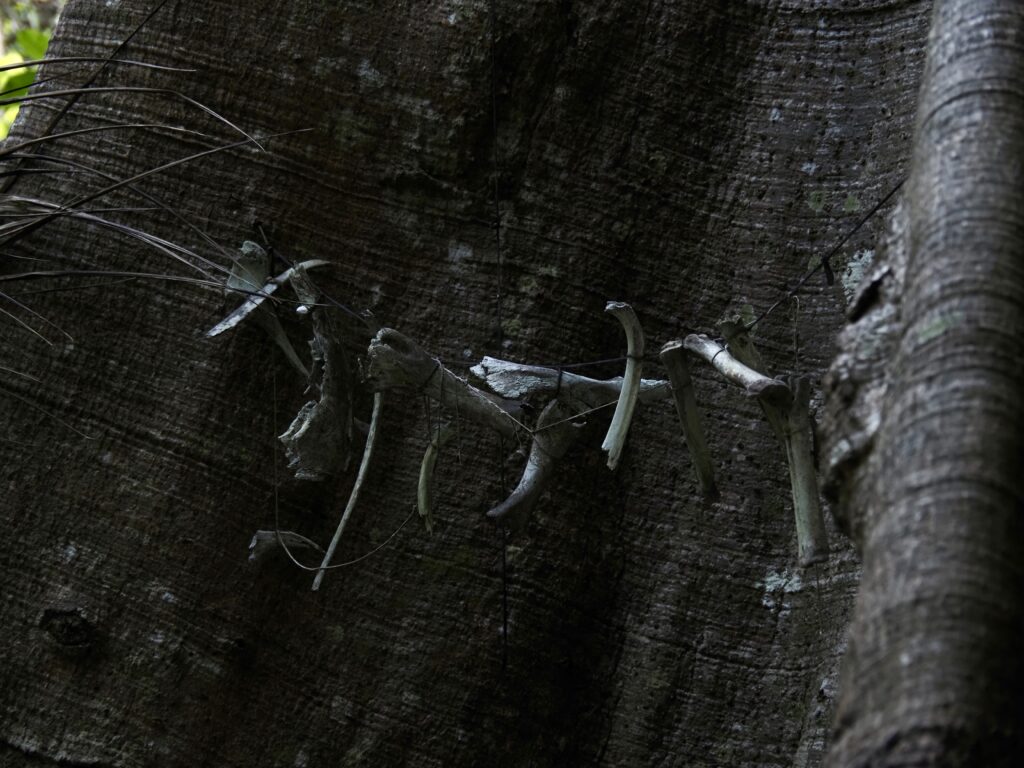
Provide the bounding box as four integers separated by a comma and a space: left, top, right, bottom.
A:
825, 1, 1024, 764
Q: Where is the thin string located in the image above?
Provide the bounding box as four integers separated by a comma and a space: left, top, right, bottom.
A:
497, 433, 509, 672
532, 397, 619, 433
418, 358, 443, 392
488, 0, 513, 669
453, 372, 464, 464
744, 178, 904, 333
488, 0, 504, 348
545, 356, 625, 369
500, 521, 509, 672
422, 392, 432, 443
436, 361, 446, 443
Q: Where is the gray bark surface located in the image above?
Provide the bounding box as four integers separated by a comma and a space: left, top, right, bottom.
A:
0, 2, 929, 766
824, 1, 1024, 764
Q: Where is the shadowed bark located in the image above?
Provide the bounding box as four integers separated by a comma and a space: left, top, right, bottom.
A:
0, 1, 931, 766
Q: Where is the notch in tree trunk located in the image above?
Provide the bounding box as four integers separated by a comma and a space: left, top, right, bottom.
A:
659, 339, 718, 500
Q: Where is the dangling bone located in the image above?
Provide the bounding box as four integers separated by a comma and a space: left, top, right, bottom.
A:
777, 376, 828, 566
364, 319, 674, 531
248, 530, 323, 564
486, 400, 582, 529
601, 302, 644, 470
206, 241, 329, 378
278, 309, 353, 480
659, 339, 718, 499
205, 244, 330, 338
418, 424, 455, 534
685, 325, 828, 566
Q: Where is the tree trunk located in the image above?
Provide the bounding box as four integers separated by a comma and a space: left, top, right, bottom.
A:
822, 1, 1024, 764
0, 2, 930, 766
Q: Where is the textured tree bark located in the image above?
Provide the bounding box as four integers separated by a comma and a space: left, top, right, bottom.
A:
823, 0, 1024, 764
0, 1, 931, 766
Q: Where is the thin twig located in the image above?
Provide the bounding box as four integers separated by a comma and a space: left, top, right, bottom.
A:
0, 132, 314, 248
312, 393, 384, 591
1, 0, 173, 194
0, 56, 196, 75
0, 123, 211, 158
2, 152, 235, 272
0, 287, 73, 342
0, 87, 260, 148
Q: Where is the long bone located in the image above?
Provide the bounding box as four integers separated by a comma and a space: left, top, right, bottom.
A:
601, 302, 644, 470
659, 339, 718, 499
683, 325, 827, 566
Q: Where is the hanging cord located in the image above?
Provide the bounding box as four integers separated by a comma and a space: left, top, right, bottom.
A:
488, 0, 512, 673
743, 178, 904, 333
500, 523, 509, 672
489, 0, 504, 347
537, 355, 628, 371
497, 433, 510, 672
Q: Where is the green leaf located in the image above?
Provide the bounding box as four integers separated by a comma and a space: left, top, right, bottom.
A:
0, 69, 36, 99
14, 28, 50, 61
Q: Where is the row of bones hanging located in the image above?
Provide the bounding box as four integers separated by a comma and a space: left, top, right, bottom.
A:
210, 242, 828, 590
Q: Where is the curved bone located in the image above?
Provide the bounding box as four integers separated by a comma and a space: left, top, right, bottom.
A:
366, 328, 523, 438
682, 334, 791, 407
417, 424, 456, 534
312, 392, 383, 591
601, 302, 644, 470
486, 400, 581, 529
248, 530, 323, 564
